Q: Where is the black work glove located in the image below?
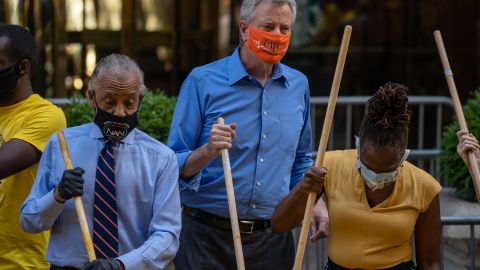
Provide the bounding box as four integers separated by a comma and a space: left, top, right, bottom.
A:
57, 167, 85, 200
83, 259, 122, 270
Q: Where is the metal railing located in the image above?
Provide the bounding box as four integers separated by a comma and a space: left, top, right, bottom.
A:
49, 98, 74, 106
301, 96, 478, 269
441, 216, 480, 270
294, 216, 480, 270
53, 96, 473, 268
52, 95, 455, 180
310, 96, 454, 182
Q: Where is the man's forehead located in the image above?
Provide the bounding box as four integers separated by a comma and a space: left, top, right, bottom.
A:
0, 36, 9, 48
96, 70, 140, 84
0, 36, 11, 57
251, 3, 293, 24
0, 37, 13, 65
95, 70, 141, 93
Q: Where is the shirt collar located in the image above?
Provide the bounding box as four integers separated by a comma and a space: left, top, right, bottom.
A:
272, 64, 289, 87
88, 122, 135, 145
228, 47, 289, 86
228, 48, 249, 85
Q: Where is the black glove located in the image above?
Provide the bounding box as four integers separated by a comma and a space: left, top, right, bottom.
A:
83, 259, 122, 270
57, 167, 85, 200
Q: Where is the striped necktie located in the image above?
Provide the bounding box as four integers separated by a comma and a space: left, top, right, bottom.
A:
93, 141, 119, 258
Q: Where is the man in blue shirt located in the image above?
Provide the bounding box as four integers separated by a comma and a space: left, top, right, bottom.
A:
21, 54, 181, 270
168, 0, 325, 269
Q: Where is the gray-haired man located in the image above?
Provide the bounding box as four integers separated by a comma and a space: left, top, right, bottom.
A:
168, 0, 327, 269
21, 54, 181, 270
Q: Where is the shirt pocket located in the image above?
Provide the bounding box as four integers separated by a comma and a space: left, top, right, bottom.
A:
279, 113, 303, 153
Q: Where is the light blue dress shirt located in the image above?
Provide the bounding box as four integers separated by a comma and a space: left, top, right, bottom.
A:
167, 48, 313, 219
21, 123, 181, 270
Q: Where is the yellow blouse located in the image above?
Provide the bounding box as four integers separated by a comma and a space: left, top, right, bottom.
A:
324, 150, 442, 269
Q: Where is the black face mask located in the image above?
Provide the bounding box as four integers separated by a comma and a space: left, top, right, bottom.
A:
0, 64, 20, 98
93, 96, 139, 142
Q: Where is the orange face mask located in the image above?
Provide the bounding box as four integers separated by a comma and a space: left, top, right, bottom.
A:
246, 26, 291, 64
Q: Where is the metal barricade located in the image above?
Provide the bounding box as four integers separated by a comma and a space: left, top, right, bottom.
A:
441, 216, 480, 270
52, 95, 455, 181
310, 96, 454, 182
299, 95, 458, 269
295, 216, 480, 270
52, 96, 467, 268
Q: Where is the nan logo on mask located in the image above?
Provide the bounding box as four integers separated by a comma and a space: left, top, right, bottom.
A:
103, 121, 130, 141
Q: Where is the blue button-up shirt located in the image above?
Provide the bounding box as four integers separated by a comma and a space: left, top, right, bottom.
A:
21, 123, 181, 270
167, 48, 313, 219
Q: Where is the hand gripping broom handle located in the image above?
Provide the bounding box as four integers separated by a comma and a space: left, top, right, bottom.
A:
57, 131, 97, 262
217, 117, 245, 270
293, 25, 352, 270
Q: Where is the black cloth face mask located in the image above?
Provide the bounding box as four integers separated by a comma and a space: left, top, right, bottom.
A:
92, 94, 139, 142
0, 64, 20, 99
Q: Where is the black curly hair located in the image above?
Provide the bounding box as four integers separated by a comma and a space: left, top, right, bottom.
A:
359, 82, 412, 150
0, 24, 36, 70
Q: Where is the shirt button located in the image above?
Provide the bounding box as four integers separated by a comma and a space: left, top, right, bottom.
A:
260, 158, 264, 163
252, 204, 256, 209
262, 134, 267, 139
256, 181, 261, 186
263, 111, 267, 116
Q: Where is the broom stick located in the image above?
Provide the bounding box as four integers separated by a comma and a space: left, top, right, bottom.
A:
434, 30, 480, 202
293, 25, 352, 270
57, 131, 97, 262
217, 117, 245, 270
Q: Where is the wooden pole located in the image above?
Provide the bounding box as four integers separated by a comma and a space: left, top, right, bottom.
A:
57, 131, 97, 262
293, 25, 352, 270
217, 117, 245, 270
434, 30, 480, 203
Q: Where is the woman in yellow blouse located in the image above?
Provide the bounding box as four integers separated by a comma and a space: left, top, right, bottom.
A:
272, 83, 441, 270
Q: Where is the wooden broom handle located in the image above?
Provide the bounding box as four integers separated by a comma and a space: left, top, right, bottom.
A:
217, 117, 245, 270
57, 131, 97, 262
293, 25, 352, 270
433, 30, 480, 203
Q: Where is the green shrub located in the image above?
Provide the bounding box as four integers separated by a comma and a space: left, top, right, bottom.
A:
64, 98, 95, 127
440, 90, 480, 202
64, 91, 177, 143
137, 91, 177, 143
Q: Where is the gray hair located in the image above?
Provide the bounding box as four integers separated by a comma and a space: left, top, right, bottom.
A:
240, 0, 297, 25
89, 53, 147, 95
239, 0, 296, 46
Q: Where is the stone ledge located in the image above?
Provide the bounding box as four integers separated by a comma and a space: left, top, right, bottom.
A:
440, 187, 480, 238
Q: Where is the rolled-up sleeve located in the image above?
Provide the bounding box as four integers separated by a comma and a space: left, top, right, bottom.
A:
21, 137, 66, 233
167, 73, 205, 192
117, 152, 181, 269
